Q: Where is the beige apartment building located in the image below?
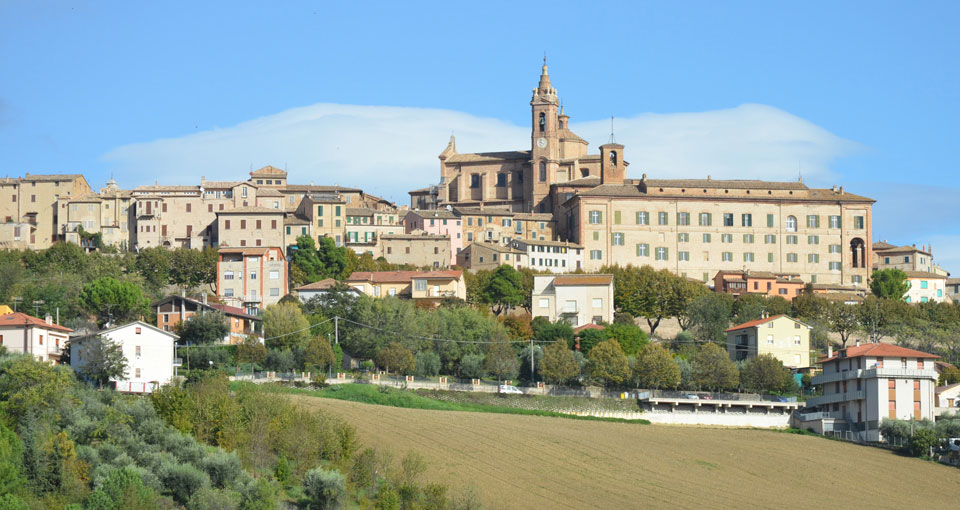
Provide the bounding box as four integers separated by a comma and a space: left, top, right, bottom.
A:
296, 192, 347, 247
0, 173, 91, 249
873, 241, 948, 276
725, 314, 811, 369
216, 247, 288, 312
457, 207, 556, 246
456, 241, 527, 271
345, 270, 466, 303
560, 177, 874, 286
60, 178, 134, 250
511, 239, 583, 273
214, 207, 284, 248
378, 233, 450, 269
532, 274, 614, 327
0, 311, 72, 362
345, 207, 402, 254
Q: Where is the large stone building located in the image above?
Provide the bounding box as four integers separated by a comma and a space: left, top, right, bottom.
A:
216, 247, 288, 312
0, 173, 91, 249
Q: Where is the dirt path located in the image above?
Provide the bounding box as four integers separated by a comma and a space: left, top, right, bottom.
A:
294, 395, 958, 510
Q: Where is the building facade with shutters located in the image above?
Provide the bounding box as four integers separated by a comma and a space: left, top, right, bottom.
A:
216, 247, 288, 312
531, 274, 614, 327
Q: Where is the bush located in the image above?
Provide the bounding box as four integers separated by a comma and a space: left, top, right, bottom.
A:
160, 462, 211, 505
239, 478, 280, 510
187, 487, 241, 510
908, 428, 940, 457
414, 351, 441, 378
200, 450, 244, 489
0, 494, 28, 510
459, 354, 486, 379
265, 350, 297, 373
303, 467, 347, 510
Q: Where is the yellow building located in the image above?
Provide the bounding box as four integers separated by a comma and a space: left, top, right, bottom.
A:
725, 314, 811, 369
0, 173, 91, 249
344, 270, 466, 304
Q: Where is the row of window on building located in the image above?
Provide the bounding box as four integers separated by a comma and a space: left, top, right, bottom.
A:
601, 231, 844, 247
588, 211, 865, 231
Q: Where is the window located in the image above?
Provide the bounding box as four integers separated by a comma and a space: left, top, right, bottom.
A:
921, 280, 928, 289
703, 233, 711, 243
786, 235, 798, 245
539, 298, 549, 308
786, 216, 797, 232
767, 214, 774, 228
829, 244, 841, 254
592, 298, 603, 309
853, 216, 865, 229
269, 270, 280, 280
764, 234, 776, 244
225, 220, 231, 230
470, 174, 480, 188
658, 212, 668, 225
807, 215, 820, 228
636, 211, 649, 225
496, 173, 507, 187
768, 253, 774, 262
224, 271, 234, 280
743, 234, 754, 244
655, 247, 668, 261
741, 214, 752, 227
678, 233, 689, 243
414, 280, 427, 291
241, 187, 247, 198
636, 243, 649, 257
590, 250, 602, 260
255, 219, 262, 229
743, 252, 754, 262
250, 271, 257, 280
679, 251, 690, 261
335, 206, 341, 216
699, 212, 712, 226
829, 262, 841, 270
904, 255, 911, 263
224, 288, 234, 297
612, 233, 624, 246
808, 235, 820, 245
135, 327, 141, 335
614, 211, 622, 224
240, 219, 246, 229
767, 335, 774, 345
852, 275, 862, 284
677, 212, 690, 226
589, 211, 602, 224
723, 213, 733, 227
808, 254, 819, 263
539, 161, 547, 182
829, 215, 841, 229
721, 234, 732, 243
787, 253, 798, 263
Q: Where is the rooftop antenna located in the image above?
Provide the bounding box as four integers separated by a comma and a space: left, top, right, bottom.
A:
798, 161, 802, 183
609, 116, 616, 144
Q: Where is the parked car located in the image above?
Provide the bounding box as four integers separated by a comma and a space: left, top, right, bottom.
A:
683, 394, 699, 400
700, 394, 714, 400
498, 385, 523, 395
947, 438, 960, 452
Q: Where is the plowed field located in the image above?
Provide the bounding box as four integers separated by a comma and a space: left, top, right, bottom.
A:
294, 395, 958, 509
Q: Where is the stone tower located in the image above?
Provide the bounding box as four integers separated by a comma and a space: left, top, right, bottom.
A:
600, 143, 625, 185
529, 61, 560, 213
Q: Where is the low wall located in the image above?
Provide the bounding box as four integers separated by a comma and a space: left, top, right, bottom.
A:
560, 409, 791, 428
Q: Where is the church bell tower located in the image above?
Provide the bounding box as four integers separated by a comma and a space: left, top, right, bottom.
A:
529, 59, 560, 213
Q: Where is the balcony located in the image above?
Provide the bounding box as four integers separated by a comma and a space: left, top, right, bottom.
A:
813, 367, 939, 385
560, 304, 578, 314
806, 390, 865, 407
173, 358, 183, 367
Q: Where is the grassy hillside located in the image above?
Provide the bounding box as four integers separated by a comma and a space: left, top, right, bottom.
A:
292, 394, 958, 510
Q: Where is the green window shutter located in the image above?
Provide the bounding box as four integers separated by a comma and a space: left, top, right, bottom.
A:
707, 213, 712, 226
614, 211, 621, 224
318, 205, 324, 216
593, 231, 599, 241
767, 214, 774, 228
598, 211, 603, 223
768, 252, 774, 263
285, 226, 290, 235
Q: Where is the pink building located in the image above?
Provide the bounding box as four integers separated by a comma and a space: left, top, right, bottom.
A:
403, 209, 462, 266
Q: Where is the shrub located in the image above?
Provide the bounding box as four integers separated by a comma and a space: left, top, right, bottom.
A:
459, 354, 486, 379
160, 462, 211, 505
414, 351, 441, 378
303, 467, 347, 510
0, 494, 28, 510
908, 428, 940, 457
239, 477, 280, 510
200, 450, 244, 489
187, 487, 241, 510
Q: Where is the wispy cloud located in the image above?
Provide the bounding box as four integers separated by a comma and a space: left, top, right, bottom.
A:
102, 102, 858, 204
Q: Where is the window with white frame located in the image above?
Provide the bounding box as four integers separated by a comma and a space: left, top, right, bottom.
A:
655, 247, 668, 261
786, 215, 797, 232
414, 280, 427, 291
787, 253, 798, 262
636, 211, 649, 225
743, 252, 754, 262
592, 298, 603, 309
589, 211, 602, 224
612, 233, 624, 246
679, 251, 690, 261
636, 243, 649, 257
590, 250, 602, 260
722, 252, 733, 262
829, 215, 841, 229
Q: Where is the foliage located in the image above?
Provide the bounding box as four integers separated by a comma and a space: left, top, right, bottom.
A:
414, 351, 441, 378
304, 337, 337, 372
605, 265, 704, 338
290, 236, 349, 286
263, 302, 311, 350
78, 277, 149, 325
377, 342, 416, 376
740, 354, 795, 394
303, 467, 347, 510
176, 311, 229, 345
169, 248, 217, 291
135, 248, 171, 292
870, 268, 909, 301
484, 336, 519, 383
0, 423, 24, 496
478, 265, 525, 315
827, 302, 859, 347
684, 293, 733, 344
235, 336, 267, 366
604, 323, 648, 357
500, 314, 533, 341
939, 365, 960, 386
0, 357, 75, 426
576, 328, 607, 356
732, 294, 790, 324
692, 343, 739, 391
587, 339, 629, 388
540, 340, 579, 386
76, 335, 129, 388
907, 428, 940, 457
531, 318, 574, 346
458, 354, 486, 380
634, 343, 680, 390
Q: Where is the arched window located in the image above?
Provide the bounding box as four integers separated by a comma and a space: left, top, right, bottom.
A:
609, 151, 618, 166
539, 112, 546, 133
851, 238, 865, 269
785, 215, 797, 232
539, 161, 547, 182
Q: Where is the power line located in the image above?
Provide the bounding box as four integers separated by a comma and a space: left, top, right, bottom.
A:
262, 316, 335, 342
337, 316, 555, 345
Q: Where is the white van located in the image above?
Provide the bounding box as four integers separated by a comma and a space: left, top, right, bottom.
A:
498, 385, 523, 395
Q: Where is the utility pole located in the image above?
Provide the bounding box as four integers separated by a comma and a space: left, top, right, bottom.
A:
33, 299, 44, 317
334, 316, 339, 344
12, 297, 21, 313
530, 337, 535, 386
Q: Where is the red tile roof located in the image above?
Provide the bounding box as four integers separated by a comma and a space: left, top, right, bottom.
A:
725, 314, 787, 332
296, 278, 340, 291
0, 312, 73, 332
346, 270, 462, 284
552, 274, 614, 286
821, 343, 939, 363
573, 323, 605, 333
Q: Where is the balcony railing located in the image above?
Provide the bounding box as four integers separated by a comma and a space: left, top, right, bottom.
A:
173, 358, 183, 367
806, 390, 865, 407
813, 367, 939, 385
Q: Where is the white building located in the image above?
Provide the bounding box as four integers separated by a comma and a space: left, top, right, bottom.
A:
903, 271, 949, 304
71, 321, 179, 393
295, 278, 361, 303
808, 343, 939, 442
725, 314, 811, 369
0, 311, 72, 362
511, 239, 583, 273
532, 274, 614, 327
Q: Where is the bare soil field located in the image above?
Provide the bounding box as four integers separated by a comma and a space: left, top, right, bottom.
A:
295, 395, 958, 510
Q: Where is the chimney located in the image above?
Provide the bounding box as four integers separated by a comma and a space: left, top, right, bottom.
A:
828, 344, 833, 358
202, 293, 208, 305
839, 186, 844, 195
45, 315, 52, 325
855, 339, 860, 347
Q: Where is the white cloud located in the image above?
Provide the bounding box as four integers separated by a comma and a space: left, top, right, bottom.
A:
102, 102, 858, 204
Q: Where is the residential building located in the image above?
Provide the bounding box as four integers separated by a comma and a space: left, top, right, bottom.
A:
0, 173, 91, 249
810, 283, 867, 305
344, 270, 466, 303
345, 207, 402, 254
511, 239, 583, 273
532, 274, 614, 327
153, 295, 261, 344
282, 214, 312, 250
947, 278, 960, 303
808, 343, 939, 442
60, 179, 134, 250
295, 279, 362, 303
457, 207, 556, 246
936, 382, 960, 416
403, 209, 462, 265
216, 247, 288, 313
70, 321, 178, 393
0, 312, 72, 362
378, 233, 450, 268
214, 207, 285, 248
296, 191, 347, 247
713, 270, 805, 301
873, 241, 948, 276
725, 314, 811, 369
903, 271, 949, 303
456, 242, 527, 271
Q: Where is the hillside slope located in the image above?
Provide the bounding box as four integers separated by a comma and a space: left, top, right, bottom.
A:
294, 396, 957, 510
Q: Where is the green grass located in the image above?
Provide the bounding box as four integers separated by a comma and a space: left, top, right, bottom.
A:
236, 382, 650, 424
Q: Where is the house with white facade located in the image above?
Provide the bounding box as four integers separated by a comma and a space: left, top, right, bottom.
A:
71, 321, 179, 393
0, 311, 72, 362
532, 274, 614, 327
511, 239, 583, 273
725, 314, 811, 369
806, 343, 939, 442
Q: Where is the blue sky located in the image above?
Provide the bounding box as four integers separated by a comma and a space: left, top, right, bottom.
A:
1, 1, 958, 268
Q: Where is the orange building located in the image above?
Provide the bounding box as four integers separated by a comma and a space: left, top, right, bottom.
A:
154, 295, 261, 344
713, 270, 804, 301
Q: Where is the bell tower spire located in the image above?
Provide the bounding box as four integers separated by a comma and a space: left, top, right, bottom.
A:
530, 58, 561, 213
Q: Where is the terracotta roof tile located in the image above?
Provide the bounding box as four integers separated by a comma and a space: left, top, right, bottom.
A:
296, 278, 341, 291
445, 151, 530, 163
552, 274, 613, 286
0, 312, 73, 332
821, 343, 938, 363
346, 270, 462, 284
725, 314, 788, 332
